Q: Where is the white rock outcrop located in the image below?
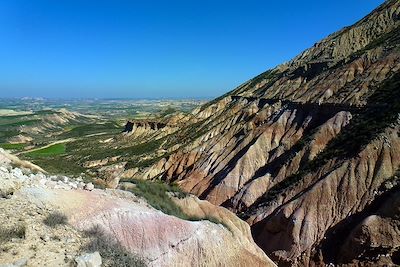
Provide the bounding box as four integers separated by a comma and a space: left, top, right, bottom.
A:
75, 252, 102, 267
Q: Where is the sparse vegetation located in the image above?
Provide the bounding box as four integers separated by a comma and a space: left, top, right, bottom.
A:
260, 72, 400, 204
186, 214, 232, 232
251, 70, 281, 94
123, 139, 164, 156
125, 153, 170, 169
0, 129, 20, 143
31, 155, 86, 177
67, 137, 164, 163
43, 211, 68, 227
158, 106, 176, 117
354, 25, 400, 58
124, 179, 231, 230
127, 179, 188, 219
306, 72, 400, 169
0, 224, 26, 243
82, 225, 146, 267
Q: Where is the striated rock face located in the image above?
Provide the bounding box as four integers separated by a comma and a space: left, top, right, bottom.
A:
250, 125, 400, 266
44, 189, 274, 267
138, 1, 400, 266
0, 149, 274, 267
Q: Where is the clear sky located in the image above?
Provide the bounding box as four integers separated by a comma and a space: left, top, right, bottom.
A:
0, 0, 385, 99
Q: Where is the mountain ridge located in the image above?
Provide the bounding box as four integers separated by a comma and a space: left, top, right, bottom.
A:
133, 1, 400, 265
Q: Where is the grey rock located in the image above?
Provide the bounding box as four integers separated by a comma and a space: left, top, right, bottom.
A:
11, 168, 23, 178
75, 252, 102, 267
13, 259, 28, 267
45, 180, 57, 189
77, 182, 86, 189
0, 258, 28, 267
84, 183, 94, 191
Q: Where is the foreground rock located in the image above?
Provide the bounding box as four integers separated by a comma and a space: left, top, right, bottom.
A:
0, 149, 275, 267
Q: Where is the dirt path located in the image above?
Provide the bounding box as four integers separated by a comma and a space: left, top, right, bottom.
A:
82, 132, 109, 138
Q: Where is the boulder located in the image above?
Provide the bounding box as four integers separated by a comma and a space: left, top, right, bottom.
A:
75, 252, 102, 267
84, 183, 94, 191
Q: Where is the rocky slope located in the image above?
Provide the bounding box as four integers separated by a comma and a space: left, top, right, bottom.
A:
0, 148, 274, 267
135, 1, 400, 266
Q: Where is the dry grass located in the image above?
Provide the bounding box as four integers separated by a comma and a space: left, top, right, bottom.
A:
0, 224, 26, 243
82, 225, 146, 267
43, 211, 68, 227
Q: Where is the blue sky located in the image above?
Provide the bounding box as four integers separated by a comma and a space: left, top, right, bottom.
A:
0, 0, 384, 99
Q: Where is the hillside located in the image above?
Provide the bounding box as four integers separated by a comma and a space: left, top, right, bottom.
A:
131, 1, 400, 266
0, 148, 274, 267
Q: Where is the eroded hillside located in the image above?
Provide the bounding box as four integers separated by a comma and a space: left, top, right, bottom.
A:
1, 1, 399, 266
127, 1, 400, 266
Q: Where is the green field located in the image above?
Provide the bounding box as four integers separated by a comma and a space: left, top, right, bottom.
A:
0, 143, 26, 150
59, 122, 121, 138
27, 143, 66, 158
0, 119, 40, 127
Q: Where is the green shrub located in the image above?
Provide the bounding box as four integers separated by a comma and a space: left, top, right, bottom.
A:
125, 153, 171, 169
31, 156, 86, 177
125, 179, 231, 230
128, 179, 188, 220
43, 211, 68, 227
0, 224, 26, 243
186, 214, 232, 232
